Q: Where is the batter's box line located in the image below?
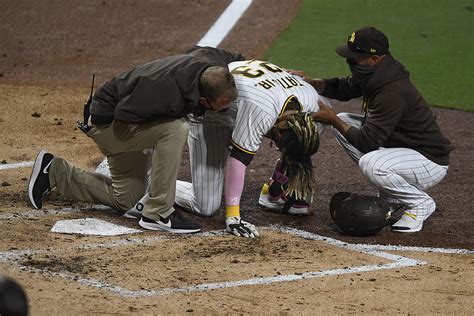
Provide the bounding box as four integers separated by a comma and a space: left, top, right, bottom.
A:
269, 226, 474, 255
0, 227, 429, 298
3, 209, 473, 254
0, 258, 421, 299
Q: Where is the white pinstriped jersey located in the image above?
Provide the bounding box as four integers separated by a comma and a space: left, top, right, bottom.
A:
228, 60, 322, 154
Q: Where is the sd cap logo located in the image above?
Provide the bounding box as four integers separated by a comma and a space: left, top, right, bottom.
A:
349, 32, 356, 43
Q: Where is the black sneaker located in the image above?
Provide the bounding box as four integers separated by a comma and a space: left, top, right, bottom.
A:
28, 149, 54, 209
139, 211, 201, 234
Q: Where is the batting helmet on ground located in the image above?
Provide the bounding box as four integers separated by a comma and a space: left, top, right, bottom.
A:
329, 192, 391, 236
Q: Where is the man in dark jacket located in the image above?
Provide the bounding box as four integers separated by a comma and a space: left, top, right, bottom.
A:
28, 46, 244, 234
292, 27, 452, 233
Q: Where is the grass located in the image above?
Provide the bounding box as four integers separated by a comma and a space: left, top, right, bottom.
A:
263, 0, 474, 111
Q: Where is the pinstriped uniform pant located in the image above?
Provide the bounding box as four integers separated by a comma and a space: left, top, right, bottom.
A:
175, 109, 236, 216
334, 112, 448, 220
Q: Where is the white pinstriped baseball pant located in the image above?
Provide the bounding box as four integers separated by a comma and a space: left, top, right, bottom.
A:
334, 112, 449, 220
175, 110, 236, 216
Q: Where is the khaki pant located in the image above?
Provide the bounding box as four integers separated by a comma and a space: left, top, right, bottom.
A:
49, 118, 189, 219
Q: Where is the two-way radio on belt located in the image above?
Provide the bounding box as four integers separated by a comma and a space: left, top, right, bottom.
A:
77, 74, 95, 134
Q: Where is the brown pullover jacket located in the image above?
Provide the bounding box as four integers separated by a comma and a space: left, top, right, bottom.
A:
89, 46, 244, 124
322, 54, 452, 166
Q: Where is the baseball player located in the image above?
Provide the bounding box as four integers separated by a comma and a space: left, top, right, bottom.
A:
171, 60, 327, 237
293, 26, 452, 233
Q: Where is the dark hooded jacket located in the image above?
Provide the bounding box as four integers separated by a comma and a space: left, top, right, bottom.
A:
321, 54, 452, 165
89, 46, 244, 124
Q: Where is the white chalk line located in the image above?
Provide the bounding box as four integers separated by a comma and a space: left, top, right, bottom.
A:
0, 225, 471, 298
2, 208, 472, 255
0, 230, 225, 263
197, 0, 252, 47
0, 161, 33, 170
5, 260, 418, 298
270, 226, 474, 255
0, 227, 426, 298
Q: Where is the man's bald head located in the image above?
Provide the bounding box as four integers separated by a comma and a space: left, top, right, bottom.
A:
200, 66, 238, 102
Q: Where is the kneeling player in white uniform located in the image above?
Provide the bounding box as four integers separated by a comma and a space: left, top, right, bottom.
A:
177, 60, 327, 237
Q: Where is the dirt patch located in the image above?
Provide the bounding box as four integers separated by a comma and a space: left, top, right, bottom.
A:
1, 227, 472, 315
0, 0, 473, 315
14, 230, 387, 291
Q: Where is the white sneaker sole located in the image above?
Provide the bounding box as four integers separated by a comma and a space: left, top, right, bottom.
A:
258, 195, 309, 215
138, 218, 201, 234
28, 149, 47, 209
123, 210, 141, 219
288, 207, 310, 215
258, 195, 284, 210
391, 219, 423, 233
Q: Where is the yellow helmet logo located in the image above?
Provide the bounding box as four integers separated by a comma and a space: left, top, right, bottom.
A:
349, 32, 356, 43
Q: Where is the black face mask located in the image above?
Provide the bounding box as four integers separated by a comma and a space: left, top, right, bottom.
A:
346, 58, 376, 87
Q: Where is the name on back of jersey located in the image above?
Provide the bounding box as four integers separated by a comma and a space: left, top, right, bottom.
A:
256, 76, 304, 90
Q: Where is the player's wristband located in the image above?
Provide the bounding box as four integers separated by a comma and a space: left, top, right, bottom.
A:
225, 205, 240, 218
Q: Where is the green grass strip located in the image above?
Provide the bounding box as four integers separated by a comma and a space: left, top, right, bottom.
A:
264, 0, 473, 111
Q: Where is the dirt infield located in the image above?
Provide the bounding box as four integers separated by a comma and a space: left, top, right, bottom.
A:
1, 0, 473, 314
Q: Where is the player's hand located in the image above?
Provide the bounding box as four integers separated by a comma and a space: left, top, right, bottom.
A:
286, 69, 325, 93
225, 216, 259, 238
286, 68, 311, 81
312, 100, 338, 125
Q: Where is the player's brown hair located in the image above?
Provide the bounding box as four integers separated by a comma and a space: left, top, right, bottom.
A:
277, 113, 320, 201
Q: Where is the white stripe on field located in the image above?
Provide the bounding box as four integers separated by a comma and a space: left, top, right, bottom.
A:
351, 243, 474, 255
0, 161, 33, 170
2, 210, 472, 255
270, 226, 474, 255
197, 0, 252, 47
10, 260, 419, 298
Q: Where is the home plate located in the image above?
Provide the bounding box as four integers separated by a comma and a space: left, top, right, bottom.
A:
51, 218, 142, 236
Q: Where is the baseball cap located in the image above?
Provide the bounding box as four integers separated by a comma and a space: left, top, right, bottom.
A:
335, 26, 389, 58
